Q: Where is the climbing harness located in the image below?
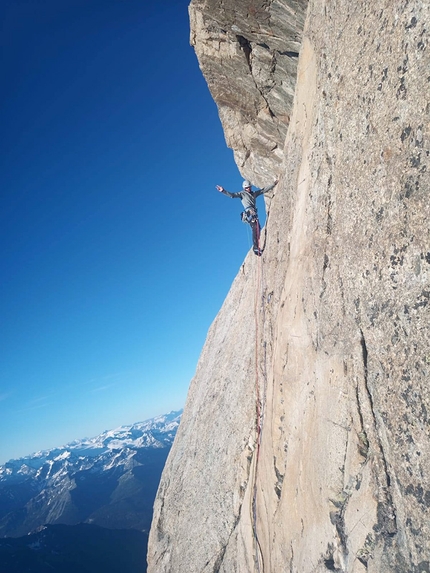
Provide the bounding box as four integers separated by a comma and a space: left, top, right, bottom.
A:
241, 207, 258, 224
241, 208, 262, 256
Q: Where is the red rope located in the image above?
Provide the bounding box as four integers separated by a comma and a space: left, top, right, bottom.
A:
248, 204, 272, 571
251, 246, 264, 572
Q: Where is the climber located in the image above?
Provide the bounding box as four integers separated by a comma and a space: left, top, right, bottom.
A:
216, 179, 277, 256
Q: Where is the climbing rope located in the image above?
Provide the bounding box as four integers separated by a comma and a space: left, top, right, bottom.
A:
250, 225, 267, 573
248, 195, 275, 571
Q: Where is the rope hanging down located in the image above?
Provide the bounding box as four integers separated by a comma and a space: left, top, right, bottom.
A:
250, 226, 268, 573
244, 198, 273, 571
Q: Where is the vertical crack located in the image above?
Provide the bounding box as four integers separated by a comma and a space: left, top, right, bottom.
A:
236, 35, 253, 72
359, 330, 397, 537
236, 35, 276, 120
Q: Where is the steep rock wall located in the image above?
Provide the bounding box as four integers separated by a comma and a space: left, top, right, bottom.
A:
148, 1, 430, 572
189, 0, 308, 182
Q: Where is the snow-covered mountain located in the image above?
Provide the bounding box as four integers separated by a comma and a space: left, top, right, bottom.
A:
0, 410, 181, 538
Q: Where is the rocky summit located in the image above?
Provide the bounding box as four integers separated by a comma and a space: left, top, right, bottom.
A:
148, 1, 429, 572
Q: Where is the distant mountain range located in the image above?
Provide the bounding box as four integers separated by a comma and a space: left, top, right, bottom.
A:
0, 410, 181, 539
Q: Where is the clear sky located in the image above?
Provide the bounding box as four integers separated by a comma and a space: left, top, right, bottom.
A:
0, 0, 265, 464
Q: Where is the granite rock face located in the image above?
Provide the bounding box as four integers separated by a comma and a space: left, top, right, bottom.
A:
148, 1, 430, 571
189, 0, 308, 184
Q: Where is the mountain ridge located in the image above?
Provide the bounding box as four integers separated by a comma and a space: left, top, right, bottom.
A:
1, 410, 180, 471
0, 410, 182, 538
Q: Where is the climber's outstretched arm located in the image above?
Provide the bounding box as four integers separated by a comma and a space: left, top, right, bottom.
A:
254, 179, 278, 197
216, 185, 241, 199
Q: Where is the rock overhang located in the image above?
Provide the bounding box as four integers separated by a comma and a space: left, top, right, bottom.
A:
189, 0, 309, 186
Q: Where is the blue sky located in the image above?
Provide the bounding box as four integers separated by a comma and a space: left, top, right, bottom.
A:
0, 0, 264, 464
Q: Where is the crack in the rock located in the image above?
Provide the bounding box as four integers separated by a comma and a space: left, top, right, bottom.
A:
322, 542, 344, 572
273, 456, 284, 499
326, 426, 355, 567
236, 35, 253, 73
329, 501, 349, 557
204, 512, 241, 573
278, 50, 300, 57
359, 330, 397, 537
355, 384, 370, 459
320, 253, 329, 299
236, 34, 277, 121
